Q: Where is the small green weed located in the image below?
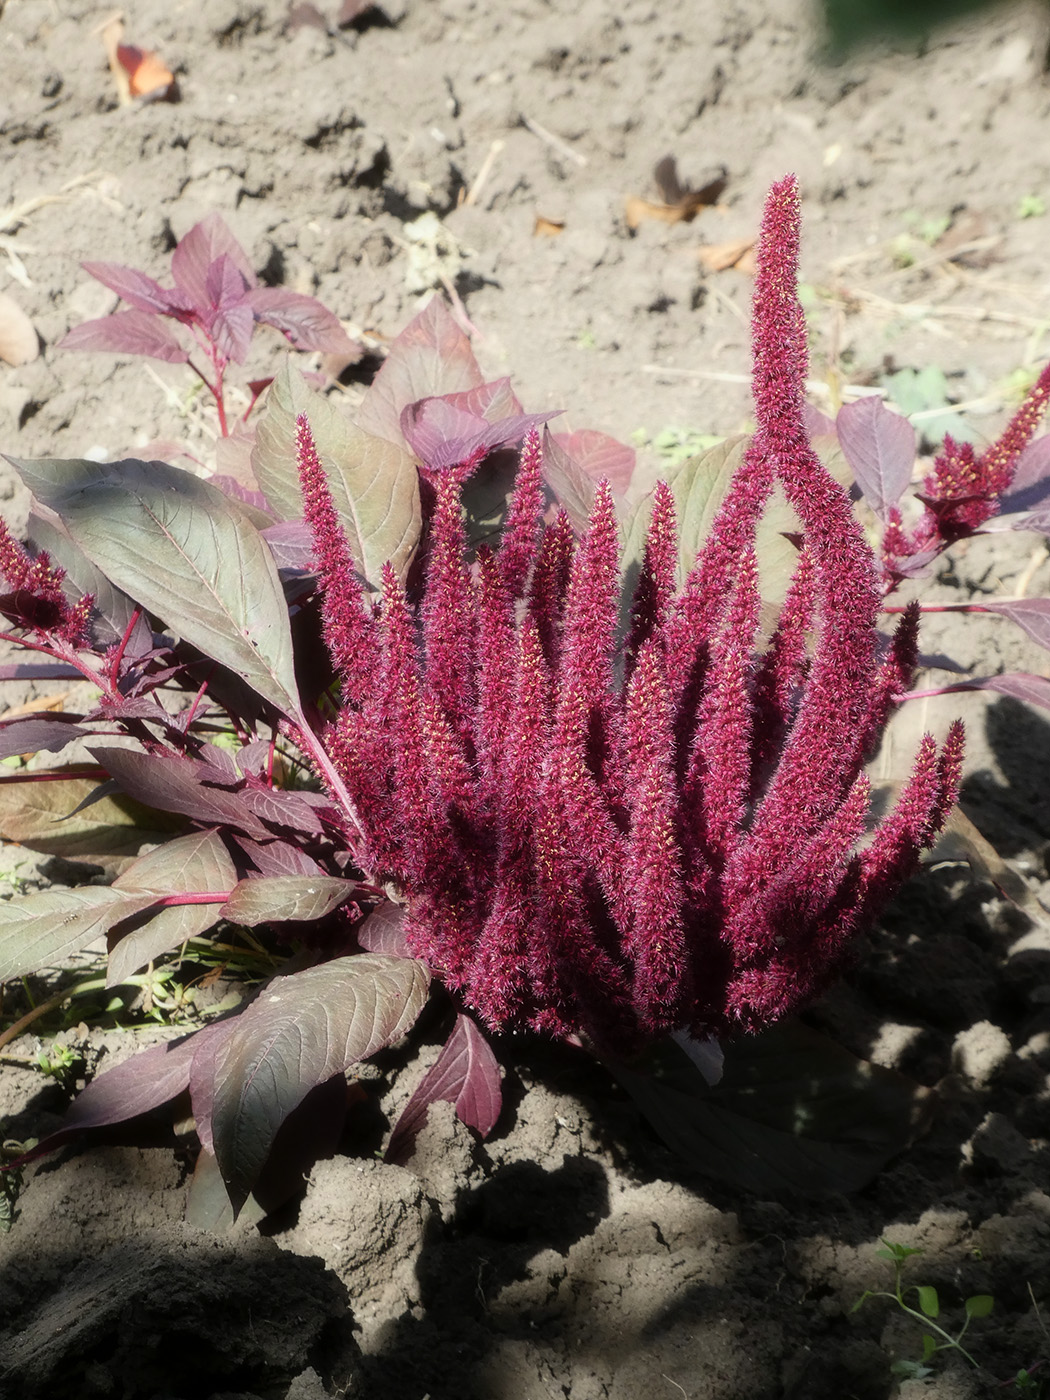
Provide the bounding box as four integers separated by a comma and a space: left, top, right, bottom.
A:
852, 1239, 993, 1378
1017, 194, 1046, 220
631, 426, 725, 468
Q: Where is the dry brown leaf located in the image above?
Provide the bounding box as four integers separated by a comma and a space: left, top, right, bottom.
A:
118, 45, 176, 100
626, 159, 727, 232
697, 237, 756, 274
1, 691, 74, 720
0, 291, 39, 366
533, 215, 565, 237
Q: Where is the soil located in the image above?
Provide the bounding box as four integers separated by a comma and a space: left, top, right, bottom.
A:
2, 1, 1050, 1397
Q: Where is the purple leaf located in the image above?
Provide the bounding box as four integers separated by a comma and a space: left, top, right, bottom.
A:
233, 835, 325, 877
0, 662, 82, 680
108, 829, 237, 984
59, 310, 190, 363
356, 900, 412, 956
261, 519, 316, 571
804, 403, 837, 438
205, 253, 252, 309
541, 428, 596, 533
978, 598, 1050, 652
90, 746, 275, 839
836, 397, 916, 521
210, 476, 272, 516
54, 459, 301, 716
903, 671, 1050, 713
28, 506, 153, 654
205, 953, 430, 1211
21, 1019, 234, 1163
386, 1012, 502, 1163
246, 288, 362, 356
356, 296, 484, 448
1000, 435, 1050, 514
440, 377, 522, 423
219, 874, 357, 925
0, 715, 87, 760
171, 214, 256, 316
400, 395, 557, 471
237, 785, 328, 837
552, 428, 636, 497
80, 261, 188, 316
209, 300, 255, 366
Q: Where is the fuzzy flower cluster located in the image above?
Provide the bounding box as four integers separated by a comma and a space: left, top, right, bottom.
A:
883, 359, 1050, 575
298, 176, 962, 1053
0, 521, 93, 646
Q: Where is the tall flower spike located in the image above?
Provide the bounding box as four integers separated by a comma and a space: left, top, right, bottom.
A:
498, 428, 544, 600
623, 637, 689, 1036
623, 478, 678, 682
682, 545, 759, 871
728, 175, 881, 894
295, 414, 374, 687
975, 357, 1050, 494
527, 507, 574, 675
422, 469, 478, 743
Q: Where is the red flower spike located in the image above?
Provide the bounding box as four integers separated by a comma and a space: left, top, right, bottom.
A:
860, 601, 920, 754
975, 358, 1050, 494
527, 507, 574, 674
0, 519, 93, 644
748, 544, 815, 780
729, 176, 881, 900
422, 469, 478, 743
297, 176, 966, 1057
295, 414, 373, 686
623, 478, 678, 683
682, 546, 759, 870
498, 428, 544, 600
623, 639, 689, 1035
474, 548, 516, 792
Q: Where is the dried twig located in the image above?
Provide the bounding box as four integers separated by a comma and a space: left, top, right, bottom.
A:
520, 114, 587, 167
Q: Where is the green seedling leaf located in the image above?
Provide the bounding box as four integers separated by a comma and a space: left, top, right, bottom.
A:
207, 952, 430, 1212
964, 1294, 994, 1318
915, 1285, 940, 1318
921, 1334, 938, 1361
882, 367, 979, 448
107, 829, 237, 985
24, 458, 302, 716
219, 874, 357, 926
878, 1241, 924, 1261
0, 771, 182, 869
0, 885, 159, 983
251, 363, 421, 585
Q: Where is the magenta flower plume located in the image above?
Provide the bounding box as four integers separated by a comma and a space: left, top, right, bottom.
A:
882, 359, 1050, 564
298, 176, 962, 1053
0, 518, 93, 645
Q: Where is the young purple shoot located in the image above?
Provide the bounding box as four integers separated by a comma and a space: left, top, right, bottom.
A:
60, 213, 361, 437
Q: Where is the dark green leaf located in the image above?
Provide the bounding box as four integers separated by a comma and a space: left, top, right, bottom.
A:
921, 1335, 938, 1361
208, 953, 429, 1210
107, 830, 237, 985
965, 1294, 994, 1318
